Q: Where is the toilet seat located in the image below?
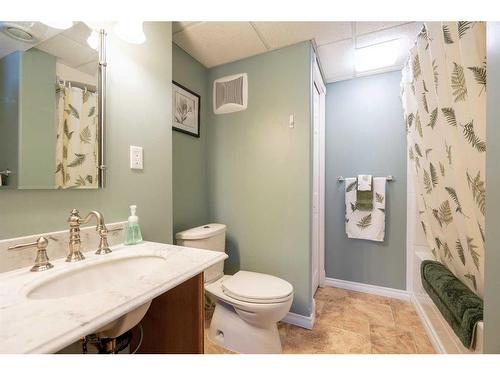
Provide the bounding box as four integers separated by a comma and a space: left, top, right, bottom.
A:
221, 271, 293, 304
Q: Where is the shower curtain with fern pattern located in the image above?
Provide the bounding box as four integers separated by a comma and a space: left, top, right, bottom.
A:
55, 86, 99, 189
401, 22, 486, 296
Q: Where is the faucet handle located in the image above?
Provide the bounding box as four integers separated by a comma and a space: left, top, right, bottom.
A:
96, 227, 112, 255
8, 236, 54, 272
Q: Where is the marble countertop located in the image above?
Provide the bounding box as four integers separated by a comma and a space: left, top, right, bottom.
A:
0, 241, 227, 353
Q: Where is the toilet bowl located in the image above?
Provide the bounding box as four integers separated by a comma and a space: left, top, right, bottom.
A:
176, 224, 294, 354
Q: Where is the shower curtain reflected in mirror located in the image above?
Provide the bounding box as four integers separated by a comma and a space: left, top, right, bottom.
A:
401, 22, 486, 296
55, 86, 99, 189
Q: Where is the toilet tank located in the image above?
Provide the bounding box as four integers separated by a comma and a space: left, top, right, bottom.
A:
175, 223, 226, 284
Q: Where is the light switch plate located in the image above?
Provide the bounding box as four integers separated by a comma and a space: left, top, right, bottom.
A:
130, 146, 143, 170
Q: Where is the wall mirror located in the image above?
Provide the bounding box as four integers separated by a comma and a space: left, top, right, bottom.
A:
0, 21, 106, 190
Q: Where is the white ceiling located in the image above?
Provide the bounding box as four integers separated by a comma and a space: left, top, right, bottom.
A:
35, 22, 98, 75
0, 21, 98, 76
173, 21, 423, 82
0, 21, 62, 59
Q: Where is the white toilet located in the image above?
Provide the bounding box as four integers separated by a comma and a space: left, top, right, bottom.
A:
176, 223, 293, 354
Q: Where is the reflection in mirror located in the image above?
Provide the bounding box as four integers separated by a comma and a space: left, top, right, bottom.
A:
0, 21, 103, 190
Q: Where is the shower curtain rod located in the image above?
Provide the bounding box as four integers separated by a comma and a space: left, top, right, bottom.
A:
56, 79, 97, 93
337, 175, 394, 182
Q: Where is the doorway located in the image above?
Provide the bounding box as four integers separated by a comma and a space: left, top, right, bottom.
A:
311, 55, 326, 297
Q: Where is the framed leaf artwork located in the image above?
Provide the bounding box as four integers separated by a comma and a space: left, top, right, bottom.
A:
172, 81, 200, 137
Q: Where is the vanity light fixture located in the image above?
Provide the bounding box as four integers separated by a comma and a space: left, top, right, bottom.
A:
113, 21, 146, 44
41, 21, 74, 30
354, 39, 400, 73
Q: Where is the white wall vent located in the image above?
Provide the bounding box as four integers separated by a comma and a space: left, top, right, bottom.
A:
213, 73, 248, 114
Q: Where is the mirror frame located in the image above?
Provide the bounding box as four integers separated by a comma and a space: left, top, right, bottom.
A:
98, 29, 107, 188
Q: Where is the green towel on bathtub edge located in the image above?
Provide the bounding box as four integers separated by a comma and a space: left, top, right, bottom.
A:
421, 260, 483, 349
356, 190, 373, 210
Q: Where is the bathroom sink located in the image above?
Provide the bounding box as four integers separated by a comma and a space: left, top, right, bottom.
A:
26, 255, 166, 300
24, 254, 166, 339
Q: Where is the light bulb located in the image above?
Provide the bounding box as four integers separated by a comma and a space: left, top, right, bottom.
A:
41, 21, 74, 30
87, 30, 99, 50
113, 21, 146, 44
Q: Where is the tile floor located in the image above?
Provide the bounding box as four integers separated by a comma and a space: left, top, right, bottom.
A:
204, 286, 435, 354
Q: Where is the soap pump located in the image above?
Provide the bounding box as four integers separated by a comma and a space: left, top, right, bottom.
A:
124, 205, 143, 245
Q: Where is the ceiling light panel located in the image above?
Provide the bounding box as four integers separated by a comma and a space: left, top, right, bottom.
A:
355, 21, 412, 35
354, 39, 400, 72
317, 39, 354, 82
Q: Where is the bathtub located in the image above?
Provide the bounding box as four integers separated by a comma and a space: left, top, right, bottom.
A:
412, 250, 483, 354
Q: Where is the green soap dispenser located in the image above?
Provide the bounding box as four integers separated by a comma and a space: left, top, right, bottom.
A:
124, 205, 143, 245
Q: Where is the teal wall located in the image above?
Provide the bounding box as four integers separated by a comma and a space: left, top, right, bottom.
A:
325, 71, 407, 289
18, 49, 57, 189
206, 42, 313, 316
484, 22, 500, 354
0, 52, 20, 188
172, 44, 210, 235
0, 22, 173, 244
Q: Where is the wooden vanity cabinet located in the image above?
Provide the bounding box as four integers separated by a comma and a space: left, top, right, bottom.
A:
131, 273, 204, 353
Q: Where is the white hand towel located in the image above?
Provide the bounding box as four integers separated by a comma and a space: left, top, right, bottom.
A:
345, 177, 386, 242
357, 174, 372, 191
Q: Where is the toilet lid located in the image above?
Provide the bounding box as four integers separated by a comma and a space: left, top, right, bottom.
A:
221, 271, 293, 303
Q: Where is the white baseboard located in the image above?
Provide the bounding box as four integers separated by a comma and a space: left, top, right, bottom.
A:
324, 277, 411, 301
281, 298, 316, 330
411, 295, 446, 353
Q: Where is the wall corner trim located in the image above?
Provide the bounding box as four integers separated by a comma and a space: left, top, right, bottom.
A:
323, 277, 410, 301
281, 299, 316, 330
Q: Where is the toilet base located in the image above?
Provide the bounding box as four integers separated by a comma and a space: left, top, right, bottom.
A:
208, 302, 282, 354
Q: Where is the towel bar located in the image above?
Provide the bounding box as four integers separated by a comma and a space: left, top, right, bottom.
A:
337, 175, 394, 182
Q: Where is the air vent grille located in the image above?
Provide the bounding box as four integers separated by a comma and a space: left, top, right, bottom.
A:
213, 73, 248, 114
215, 76, 244, 110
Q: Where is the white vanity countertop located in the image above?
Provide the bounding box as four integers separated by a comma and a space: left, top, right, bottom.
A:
0, 241, 227, 354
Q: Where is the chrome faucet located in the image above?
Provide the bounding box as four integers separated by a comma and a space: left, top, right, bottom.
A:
67, 209, 111, 262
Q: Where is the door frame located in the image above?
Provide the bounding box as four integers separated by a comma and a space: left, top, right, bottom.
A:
312, 55, 326, 292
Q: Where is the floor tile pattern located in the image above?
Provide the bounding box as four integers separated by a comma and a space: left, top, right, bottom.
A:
204, 286, 435, 354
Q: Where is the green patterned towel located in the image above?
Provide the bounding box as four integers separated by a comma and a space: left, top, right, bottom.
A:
421, 260, 483, 349
356, 190, 373, 210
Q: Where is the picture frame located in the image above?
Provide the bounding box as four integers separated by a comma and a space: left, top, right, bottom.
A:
172, 81, 200, 137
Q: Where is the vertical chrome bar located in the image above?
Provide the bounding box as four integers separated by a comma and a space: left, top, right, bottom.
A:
98, 29, 107, 188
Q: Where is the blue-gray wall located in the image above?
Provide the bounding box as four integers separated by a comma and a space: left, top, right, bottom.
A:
325, 71, 407, 289
172, 44, 210, 235
484, 22, 500, 354
206, 42, 313, 316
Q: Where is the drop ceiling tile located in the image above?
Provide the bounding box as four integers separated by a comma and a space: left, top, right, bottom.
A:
173, 22, 267, 68
172, 21, 201, 34
0, 21, 64, 59
36, 34, 97, 68
61, 22, 92, 47
355, 22, 412, 35
252, 22, 352, 48
317, 39, 354, 82
76, 60, 99, 76
356, 22, 422, 48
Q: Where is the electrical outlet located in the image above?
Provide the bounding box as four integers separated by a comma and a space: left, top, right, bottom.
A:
130, 146, 143, 170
